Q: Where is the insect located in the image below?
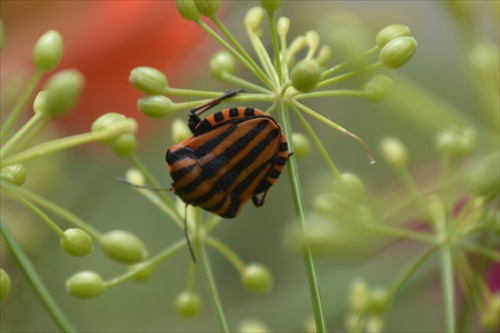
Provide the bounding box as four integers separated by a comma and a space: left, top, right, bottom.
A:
166, 89, 290, 218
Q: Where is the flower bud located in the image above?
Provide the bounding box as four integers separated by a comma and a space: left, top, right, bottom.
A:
368, 287, 391, 314
110, 133, 137, 156
194, 0, 220, 18
66, 271, 105, 299
137, 95, 175, 118
1, 163, 27, 186
291, 133, 311, 160
245, 7, 265, 31
380, 136, 408, 168
291, 59, 322, 92
316, 45, 332, 66
125, 168, 145, 186
209, 50, 236, 80
91, 113, 137, 143
60, 228, 93, 257
33, 30, 63, 71
33, 91, 48, 115
468, 153, 500, 197
436, 127, 477, 156
172, 118, 192, 144
238, 319, 271, 333
366, 315, 385, 333
364, 75, 393, 102
376, 24, 411, 48
379, 36, 417, 69
42, 69, 84, 116
129, 66, 168, 95
305, 30, 320, 52
260, 0, 282, 13
334, 173, 365, 202
175, 291, 202, 318
241, 263, 273, 294
349, 279, 370, 313
101, 230, 148, 264
0, 269, 11, 300
277, 17, 290, 36
176, 0, 200, 21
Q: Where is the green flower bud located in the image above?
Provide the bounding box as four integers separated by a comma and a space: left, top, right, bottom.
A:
368, 287, 391, 314
436, 127, 477, 156
305, 30, 320, 52
241, 263, 273, 294
380, 136, 408, 168
364, 75, 393, 102
291, 132, 311, 160
238, 319, 271, 333
66, 271, 105, 299
175, 291, 202, 318
193, 0, 220, 18
176, 0, 201, 21
33, 90, 48, 115
129, 67, 168, 95
291, 59, 322, 92
91, 113, 137, 143
128, 263, 154, 282
137, 95, 175, 118
125, 168, 145, 186
42, 69, 84, 116
245, 7, 265, 31
277, 17, 290, 37
334, 173, 365, 202
468, 153, 500, 197
172, 118, 192, 144
60, 228, 93, 257
1, 163, 27, 186
349, 279, 370, 313
101, 230, 148, 264
0, 269, 11, 301
33, 30, 63, 71
379, 36, 417, 69
366, 315, 385, 333
209, 50, 236, 80
316, 45, 332, 66
260, 0, 282, 13
376, 24, 411, 48
110, 133, 137, 156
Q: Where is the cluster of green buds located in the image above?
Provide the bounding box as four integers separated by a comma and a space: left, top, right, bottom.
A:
1, 26, 149, 302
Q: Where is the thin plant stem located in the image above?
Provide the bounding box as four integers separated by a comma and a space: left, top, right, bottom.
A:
268, 11, 283, 84
278, 102, 327, 333
1, 112, 45, 158
205, 236, 246, 273
1, 69, 44, 142
1, 217, 76, 333
199, 235, 229, 332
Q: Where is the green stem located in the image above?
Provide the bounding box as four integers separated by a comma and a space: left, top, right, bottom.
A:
205, 236, 246, 273
220, 72, 271, 94
268, 11, 283, 84
296, 90, 368, 100
1, 112, 45, 158
278, 102, 327, 332
438, 231, 456, 332
199, 235, 229, 332
1, 69, 44, 142
1, 217, 76, 332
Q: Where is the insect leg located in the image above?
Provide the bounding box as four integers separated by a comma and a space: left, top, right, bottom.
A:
184, 204, 197, 263
252, 189, 270, 207
188, 89, 245, 130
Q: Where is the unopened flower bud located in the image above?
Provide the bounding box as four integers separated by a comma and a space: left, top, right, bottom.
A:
194, 0, 220, 18
42, 69, 84, 116
176, 0, 200, 21
209, 50, 236, 80
175, 291, 202, 318
292, 133, 311, 160
101, 230, 148, 264
260, 0, 282, 13
137, 95, 175, 118
241, 263, 273, 294
379, 36, 417, 69
1, 163, 27, 186
60, 228, 93, 257
291, 59, 322, 92
110, 133, 137, 156
376, 24, 411, 48
129, 67, 168, 95
364, 75, 393, 102
380, 136, 408, 168
277, 17, 290, 36
245, 7, 265, 31
33, 30, 63, 71
66, 271, 105, 299
0, 269, 11, 300
91, 113, 137, 143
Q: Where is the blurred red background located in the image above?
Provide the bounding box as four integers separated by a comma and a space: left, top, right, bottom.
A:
1, 1, 205, 133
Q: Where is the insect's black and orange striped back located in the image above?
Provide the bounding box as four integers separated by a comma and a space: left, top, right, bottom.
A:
166, 107, 288, 218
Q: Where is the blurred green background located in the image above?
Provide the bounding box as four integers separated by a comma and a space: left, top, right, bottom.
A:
1, 1, 498, 332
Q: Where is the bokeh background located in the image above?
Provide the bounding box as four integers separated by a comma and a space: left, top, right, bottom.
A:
1, 1, 498, 332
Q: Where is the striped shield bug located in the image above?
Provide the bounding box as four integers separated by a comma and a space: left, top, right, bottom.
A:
166, 89, 290, 218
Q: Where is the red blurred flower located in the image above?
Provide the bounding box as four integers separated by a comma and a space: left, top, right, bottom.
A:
2, 1, 205, 133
